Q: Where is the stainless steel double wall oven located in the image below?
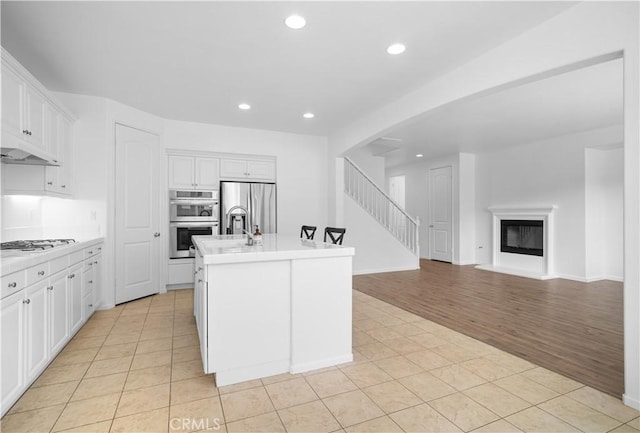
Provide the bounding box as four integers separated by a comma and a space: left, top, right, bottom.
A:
169, 189, 218, 258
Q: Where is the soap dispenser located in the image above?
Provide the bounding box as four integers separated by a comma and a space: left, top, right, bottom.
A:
253, 225, 263, 246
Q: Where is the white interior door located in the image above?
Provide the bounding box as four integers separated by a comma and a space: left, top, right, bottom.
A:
429, 166, 453, 262
115, 124, 160, 304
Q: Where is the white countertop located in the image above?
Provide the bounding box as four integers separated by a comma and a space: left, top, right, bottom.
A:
1, 238, 105, 276
193, 234, 354, 264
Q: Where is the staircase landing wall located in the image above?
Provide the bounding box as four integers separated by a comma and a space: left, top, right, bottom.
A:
344, 193, 419, 275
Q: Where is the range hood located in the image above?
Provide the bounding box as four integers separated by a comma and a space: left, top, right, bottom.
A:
0, 147, 60, 166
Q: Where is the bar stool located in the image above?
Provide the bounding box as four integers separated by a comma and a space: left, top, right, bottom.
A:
300, 225, 317, 240
324, 227, 346, 245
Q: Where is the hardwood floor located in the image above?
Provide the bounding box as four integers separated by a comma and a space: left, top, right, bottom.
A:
353, 259, 624, 397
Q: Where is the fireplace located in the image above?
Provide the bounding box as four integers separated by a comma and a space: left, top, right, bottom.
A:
476, 206, 556, 279
500, 220, 543, 256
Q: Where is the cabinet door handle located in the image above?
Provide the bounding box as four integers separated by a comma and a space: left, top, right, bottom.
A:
23, 299, 31, 304
47, 286, 54, 291
89, 304, 93, 307
94, 261, 98, 265
98, 247, 102, 252
88, 250, 93, 254
154, 232, 161, 237
89, 280, 93, 284
68, 273, 75, 279
47, 181, 53, 186
198, 279, 203, 283
38, 270, 45, 276
28, 131, 32, 136
8, 282, 17, 288
22, 129, 28, 134
61, 185, 66, 188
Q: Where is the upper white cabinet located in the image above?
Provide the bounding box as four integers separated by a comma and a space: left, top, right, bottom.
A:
45, 115, 73, 195
1, 65, 47, 154
168, 155, 219, 190
1, 49, 75, 197
220, 158, 276, 181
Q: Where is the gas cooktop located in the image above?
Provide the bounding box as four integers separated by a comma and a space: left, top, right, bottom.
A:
0, 239, 77, 252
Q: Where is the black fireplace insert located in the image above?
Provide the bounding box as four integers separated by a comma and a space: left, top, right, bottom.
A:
500, 219, 543, 256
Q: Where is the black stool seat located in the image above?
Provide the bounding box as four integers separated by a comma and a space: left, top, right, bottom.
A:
324, 227, 346, 245
301, 225, 317, 240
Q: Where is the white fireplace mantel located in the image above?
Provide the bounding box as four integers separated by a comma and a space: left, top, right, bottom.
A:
476, 205, 557, 280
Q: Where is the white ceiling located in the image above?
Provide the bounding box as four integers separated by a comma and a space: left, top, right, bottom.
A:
372, 58, 624, 167
1, 1, 576, 138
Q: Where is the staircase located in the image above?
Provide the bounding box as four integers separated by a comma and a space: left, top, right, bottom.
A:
344, 157, 419, 255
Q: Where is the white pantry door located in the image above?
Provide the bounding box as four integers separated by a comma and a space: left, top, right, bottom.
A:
429, 166, 453, 262
115, 124, 160, 304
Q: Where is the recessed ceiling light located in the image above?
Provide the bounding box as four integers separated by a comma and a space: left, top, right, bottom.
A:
416, 154, 424, 158
238, 103, 251, 110
303, 112, 315, 119
387, 43, 406, 55
285, 15, 306, 30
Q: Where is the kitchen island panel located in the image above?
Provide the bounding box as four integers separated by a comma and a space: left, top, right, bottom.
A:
207, 260, 291, 385
291, 257, 353, 373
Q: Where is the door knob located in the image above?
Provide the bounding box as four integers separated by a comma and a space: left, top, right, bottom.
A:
154, 232, 161, 237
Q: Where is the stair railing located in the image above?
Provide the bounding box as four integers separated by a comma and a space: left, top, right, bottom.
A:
344, 157, 420, 255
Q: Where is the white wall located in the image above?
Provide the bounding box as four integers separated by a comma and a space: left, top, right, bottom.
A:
344, 193, 418, 274
328, 2, 638, 405
585, 146, 624, 281
386, 153, 475, 265
475, 128, 625, 281
345, 147, 386, 188
163, 120, 328, 237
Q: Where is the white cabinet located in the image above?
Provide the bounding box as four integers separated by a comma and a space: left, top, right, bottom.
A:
68, 263, 83, 334
1, 62, 47, 153
48, 271, 69, 356
1, 49, 74, 197
194, 251, 208, 368
168, 155, 219, 190
82, 252, 100, 320
0, 241, 103, 417
1, 281, 49, 414
25, 283, 48, 381
0, 290, 25, 414
168, 259, 195, 286
2, 65, 24, 141
220, 158, 276, 181
45, 115, 73, 195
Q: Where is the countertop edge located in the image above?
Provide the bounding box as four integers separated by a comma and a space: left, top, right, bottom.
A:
1, 237, 105, 276
193, 235, 354, 265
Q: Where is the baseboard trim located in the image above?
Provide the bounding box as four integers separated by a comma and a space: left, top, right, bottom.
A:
353, 265, 419, 275
623, 393, 640, 410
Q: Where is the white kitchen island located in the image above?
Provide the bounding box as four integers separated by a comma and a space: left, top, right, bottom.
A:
192, 234, 355, 386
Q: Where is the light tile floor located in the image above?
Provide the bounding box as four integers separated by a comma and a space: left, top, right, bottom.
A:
1, 289, 638, 433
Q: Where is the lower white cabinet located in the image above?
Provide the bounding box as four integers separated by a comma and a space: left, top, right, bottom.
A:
49, 270, 69, 355
68, 262, 83, 334
0, 241, 103, 417
25, 283, 48, 381
0, 290, 25, 414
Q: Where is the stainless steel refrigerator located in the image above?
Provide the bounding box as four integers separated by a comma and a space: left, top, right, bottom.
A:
220, 181, 277, 235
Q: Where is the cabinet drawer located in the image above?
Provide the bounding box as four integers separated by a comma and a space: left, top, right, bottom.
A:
1, 270, 26, 299
25, 262, 50, 286
83, 258, 95, 272
84, 245, 102, 259
68, 250, 84, 265
50, 255, 68, 275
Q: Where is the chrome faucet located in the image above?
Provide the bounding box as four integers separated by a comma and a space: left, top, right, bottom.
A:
226, 205, 249, 234
242, 229, 254, 245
